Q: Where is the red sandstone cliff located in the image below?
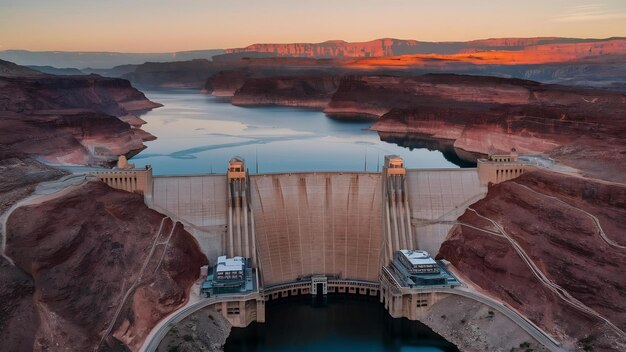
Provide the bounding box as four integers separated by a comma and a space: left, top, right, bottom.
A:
329, 74, 626, 181
0, 74, 160, 115
224, 37, 626, 60
437, 170, 626, 351
231, 75, 340, 108
225, 38, 425, 57
0, 63, 161, 166
2, 181, 208, 351
204, 69, 252, 97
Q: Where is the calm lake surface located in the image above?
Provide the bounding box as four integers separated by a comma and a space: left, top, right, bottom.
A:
131, 90, 466, 175
225, 295, 459, 352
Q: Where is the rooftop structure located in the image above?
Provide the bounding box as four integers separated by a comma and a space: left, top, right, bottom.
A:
477, 148, 534, 186
227, 156, 246, 180
216, 255, 245, 280
390, 249, 459, 288
487, 148, 519, 163
397, 250, 439, 274
201, 255, 257, 297
384, 155, 406, 175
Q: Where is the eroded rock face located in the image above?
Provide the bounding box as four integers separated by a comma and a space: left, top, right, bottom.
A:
0, 146, 67, 213
224, 38, 626, 61
355, 74, 626, 182
3, 181, 208, 351
423, 295, 548, 352
0, 256, 38, 352
437, 170, 626, 351
232, 75, 340, 108
204, 69, 252, 97
0, 65, 160, 166
156, 307, 231, 352
124, 59, 221, 89
0, 74, 160, 115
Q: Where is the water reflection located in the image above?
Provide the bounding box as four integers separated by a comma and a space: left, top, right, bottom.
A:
377, 133, 479, 168
131, 90, 475, 175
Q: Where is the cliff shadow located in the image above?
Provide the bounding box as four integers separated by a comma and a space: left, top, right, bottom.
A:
377, 132, 480, 168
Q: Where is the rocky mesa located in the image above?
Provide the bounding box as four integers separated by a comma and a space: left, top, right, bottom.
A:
0, 59, 161, 166
231, 75, 341, 108
224, 37, 626, 60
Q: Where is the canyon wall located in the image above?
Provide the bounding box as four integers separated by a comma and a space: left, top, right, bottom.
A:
2, 181, 207, 351
0, 61, 161, 166
438, 170, 626, 351
224, 37, 626, 60
231, 75, 340, 108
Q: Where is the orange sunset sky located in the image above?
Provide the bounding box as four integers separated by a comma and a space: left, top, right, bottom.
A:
1, 0, 625, 52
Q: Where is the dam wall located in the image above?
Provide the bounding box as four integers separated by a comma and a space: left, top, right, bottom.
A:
406, 169, 486, 255
249, 172, 383, 286
151, 175, 228, 261
144, 169, 486, 275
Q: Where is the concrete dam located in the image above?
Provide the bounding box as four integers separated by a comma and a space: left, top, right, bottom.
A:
95, 154, 558, 351
146, 167, 485, 284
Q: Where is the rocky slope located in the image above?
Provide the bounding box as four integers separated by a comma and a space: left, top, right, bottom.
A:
231, 75, 340, 108
124, 59, 222, 89
156, 306, 231, 352
0, 62, 161, 166
2, 181, 208, 351
0, 59, 44, 77
0, 73, 160, 115
0, 147, 66, 214
203, 69, 252, 96
424, 295, 548, 352
438, 170, 626, 351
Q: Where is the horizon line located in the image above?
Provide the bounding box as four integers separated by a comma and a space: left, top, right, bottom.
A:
2, 35, 625, 54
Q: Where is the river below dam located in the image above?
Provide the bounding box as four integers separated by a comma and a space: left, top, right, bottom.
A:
131, 90, 473, 175
225, 295, 459, 352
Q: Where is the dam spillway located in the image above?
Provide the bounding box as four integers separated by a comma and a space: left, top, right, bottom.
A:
251, 172, 383, 285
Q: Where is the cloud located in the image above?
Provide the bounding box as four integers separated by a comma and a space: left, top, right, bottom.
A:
553, 3, 626, 22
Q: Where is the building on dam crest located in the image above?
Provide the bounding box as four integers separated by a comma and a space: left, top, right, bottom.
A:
200, 255, 257, 297
389, 250, 459, 288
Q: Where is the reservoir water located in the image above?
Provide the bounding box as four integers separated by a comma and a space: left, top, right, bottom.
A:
131, 90, 470, 175
225, 295, 459, 352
